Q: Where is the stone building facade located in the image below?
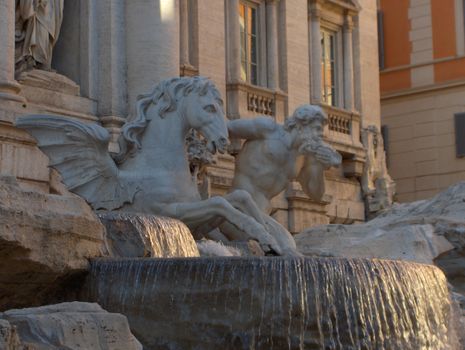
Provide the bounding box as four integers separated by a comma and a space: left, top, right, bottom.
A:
380, 0, 465, 202
0, 0, 384, 232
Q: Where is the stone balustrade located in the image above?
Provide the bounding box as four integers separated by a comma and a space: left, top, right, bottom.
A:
226, 82, 286, 123
247, 91, 274, 116
322, 105, 361, 145
327, 108, 352, 135
321, 104, 365, 178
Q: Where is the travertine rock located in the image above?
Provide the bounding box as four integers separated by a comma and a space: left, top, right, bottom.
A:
0, 176, 106, 310
296, 224, 453, 264
0, 302, 142, 350
296, 182, 465, 294
0, 319, 21, 350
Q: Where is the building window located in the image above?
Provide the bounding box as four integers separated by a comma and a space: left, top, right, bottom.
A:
321, 29, 337, 107
239, 1, 259, 85
455, 112, 465, 158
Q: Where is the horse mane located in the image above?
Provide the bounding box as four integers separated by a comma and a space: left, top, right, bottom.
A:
113, 76, 222, 164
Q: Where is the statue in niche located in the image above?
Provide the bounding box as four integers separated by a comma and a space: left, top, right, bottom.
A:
15, 77, 290, 255
226, 105, 342, 252
15, 0, 64, 74
361, 125, 396, 218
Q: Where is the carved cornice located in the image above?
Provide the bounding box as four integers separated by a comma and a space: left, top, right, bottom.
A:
310, 0, 360, 17
343, 14, 354, 31
308, 2, 322, 19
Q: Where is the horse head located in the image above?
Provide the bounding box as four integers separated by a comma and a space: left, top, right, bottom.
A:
179, 78, 229, 154
117, 77, 229, 160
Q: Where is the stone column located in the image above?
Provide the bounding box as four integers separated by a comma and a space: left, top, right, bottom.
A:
343, 15, 354, 111
309, 5, 322, 104
266, 0, 279, 90
126, 0, 179, 109
227, 0, 241, 83
95, 0, 127, 152
179, 0, 190, 67
0, 0, 25, 102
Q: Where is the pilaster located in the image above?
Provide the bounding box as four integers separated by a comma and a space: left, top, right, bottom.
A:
309, 4, 322, 103
0, 0, 26, 102
343, 15, 354, 111
266, 0, 280, 90
227, 0, 241, 84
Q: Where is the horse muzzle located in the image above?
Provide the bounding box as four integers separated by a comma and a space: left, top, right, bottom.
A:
207, 137, 228, 154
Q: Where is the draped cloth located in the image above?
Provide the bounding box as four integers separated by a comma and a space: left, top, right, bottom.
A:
15, 0, 64, 71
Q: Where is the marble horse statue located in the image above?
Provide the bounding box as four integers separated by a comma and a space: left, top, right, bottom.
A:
16, 76, 287, 255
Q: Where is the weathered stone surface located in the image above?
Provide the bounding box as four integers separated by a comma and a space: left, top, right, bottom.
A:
0, 302, 142, 350
99, 212, 200, 258
451, 292, 465, 346
296, 182, 465, 295
0, 176, 106, 310
0, 319, 21, 350
296, 224, 452, 264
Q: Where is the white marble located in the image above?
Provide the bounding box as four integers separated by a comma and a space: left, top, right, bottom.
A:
16, 77, 287, 255
229, 104, 341, 254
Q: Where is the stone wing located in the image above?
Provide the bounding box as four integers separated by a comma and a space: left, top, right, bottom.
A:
15, 115, 138, 210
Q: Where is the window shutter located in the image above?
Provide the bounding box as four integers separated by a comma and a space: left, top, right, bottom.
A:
381, 125, 389, 167
455, 113, 465, 157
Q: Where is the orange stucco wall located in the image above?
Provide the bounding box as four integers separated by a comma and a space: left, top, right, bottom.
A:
380, 69, 411, 93
431, 0, 457, 59
431, 0, 465, 84
380, 0, 411, 68
379, 0, 411, 94
435, 57, 465, 83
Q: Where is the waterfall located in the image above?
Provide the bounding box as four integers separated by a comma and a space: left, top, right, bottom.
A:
85, 257, 457, 349
99, 213, 200, 258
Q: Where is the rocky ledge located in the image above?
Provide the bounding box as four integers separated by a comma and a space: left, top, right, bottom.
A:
0, 176, 107, 310
0, 302, 142, 349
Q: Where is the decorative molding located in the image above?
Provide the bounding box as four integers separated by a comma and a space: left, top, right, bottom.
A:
381, 79, 465, 100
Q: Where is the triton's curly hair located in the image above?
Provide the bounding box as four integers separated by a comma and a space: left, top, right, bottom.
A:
283, 104, 328, 131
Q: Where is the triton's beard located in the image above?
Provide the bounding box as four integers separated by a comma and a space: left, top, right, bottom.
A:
298, 136, 322, 154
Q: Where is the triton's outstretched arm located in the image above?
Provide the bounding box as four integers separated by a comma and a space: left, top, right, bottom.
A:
227, 117, 276, 140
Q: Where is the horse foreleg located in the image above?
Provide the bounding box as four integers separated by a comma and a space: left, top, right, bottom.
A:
224, 190, 301, 257
160, 197, 282, 255
223, 190, 266, 226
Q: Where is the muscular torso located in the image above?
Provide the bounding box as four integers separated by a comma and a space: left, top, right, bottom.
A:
232, 130, 304, 212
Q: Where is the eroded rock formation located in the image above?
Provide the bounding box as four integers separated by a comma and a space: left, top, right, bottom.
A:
0, 302, 142, 349
296, 182, 465, 296
0, 176, 107, 310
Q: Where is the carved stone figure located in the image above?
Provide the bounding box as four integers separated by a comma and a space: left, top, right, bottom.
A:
185, 129, 214, 200
361, 125, 396, 218
228, 105, 342, 253
229, 105, 342, 212
16, 77, 284, 255
15, 0, 64, 74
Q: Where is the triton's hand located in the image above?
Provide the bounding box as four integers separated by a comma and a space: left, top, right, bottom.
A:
300, 141, 342, 168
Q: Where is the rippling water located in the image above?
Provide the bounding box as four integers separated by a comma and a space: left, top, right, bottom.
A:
99, 213, 199, 258
86, 257, 457, 350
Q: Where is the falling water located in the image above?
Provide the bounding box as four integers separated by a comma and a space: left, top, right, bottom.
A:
99, 212, 199, 258
85, 257, 457, 349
